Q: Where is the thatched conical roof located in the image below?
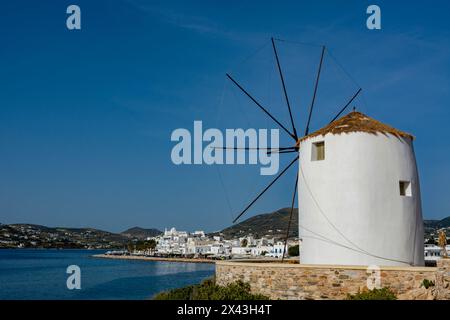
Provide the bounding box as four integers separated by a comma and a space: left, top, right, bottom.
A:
300, 111, 414, 142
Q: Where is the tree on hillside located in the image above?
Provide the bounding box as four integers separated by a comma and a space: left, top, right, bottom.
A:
133, 239, 157, 252
288, 245, 299, 257
147, 239, 157, 254
241, 239, 248, 247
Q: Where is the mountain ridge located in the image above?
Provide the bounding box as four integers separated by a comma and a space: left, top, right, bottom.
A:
213, 207, 299, 239
121, 227, 162, 239
0, 223, 161, 249
424, 216, 450, 229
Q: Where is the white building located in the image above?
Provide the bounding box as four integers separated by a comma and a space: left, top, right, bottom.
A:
267, 241, 287, 258
231, 246, 251, 256
210, 243, 231, 256
186, 238, 214, 255
424, 244, 450, 262
298, 111, 424, 267
157, 227, 189, 254
193, 231, 206, 238
238, 236, 256, 247
250, 246, 271, 256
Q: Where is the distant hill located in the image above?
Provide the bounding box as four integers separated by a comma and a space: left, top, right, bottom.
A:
121, 227, 162, 240
424, 216, 450, 229
9, 224, 125, 241
0, 224, 162, 249
0, 223, 130, 249
214, 208, 298, 239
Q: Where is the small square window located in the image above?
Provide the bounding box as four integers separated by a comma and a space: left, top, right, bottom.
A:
399, 181, 412, 197
312, 141, 325, 161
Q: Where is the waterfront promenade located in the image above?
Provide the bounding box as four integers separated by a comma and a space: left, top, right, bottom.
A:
92, 254, 216, 264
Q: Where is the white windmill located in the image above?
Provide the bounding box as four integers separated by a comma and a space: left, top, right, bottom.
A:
224, 38, 424, 267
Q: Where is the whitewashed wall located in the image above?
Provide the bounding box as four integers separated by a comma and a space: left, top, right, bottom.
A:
298, 132, 424, 266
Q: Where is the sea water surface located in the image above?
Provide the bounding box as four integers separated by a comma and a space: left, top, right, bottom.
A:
0, 249, 214, 300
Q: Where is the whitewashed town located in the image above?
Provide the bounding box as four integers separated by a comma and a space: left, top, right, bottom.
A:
110, 227, 299, 260
107, 226, 450, 263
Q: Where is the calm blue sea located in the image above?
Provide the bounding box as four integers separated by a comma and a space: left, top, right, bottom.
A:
0, 249, 214, 300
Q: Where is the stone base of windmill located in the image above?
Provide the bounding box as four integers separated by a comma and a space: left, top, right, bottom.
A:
434, 258, 450, 300
397, 287, 436, 300
215, 259, 450, 300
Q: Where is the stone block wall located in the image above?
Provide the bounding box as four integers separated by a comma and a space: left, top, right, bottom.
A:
215, 260, 450, 300
435, 259, 450, 299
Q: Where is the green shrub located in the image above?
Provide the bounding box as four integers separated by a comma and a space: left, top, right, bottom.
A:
154, 284, 195, 300
346, 287, 397, 300
421, 279, 435, 289
288, 245, 299, 257
153, 279, 269, 300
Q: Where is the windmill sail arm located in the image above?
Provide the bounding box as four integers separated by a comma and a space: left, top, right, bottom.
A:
305, 46, 326, 136
226, 73, 297, 141
232, 155, 299, 223
282, 173, 298, 262
271, 37, 298, 140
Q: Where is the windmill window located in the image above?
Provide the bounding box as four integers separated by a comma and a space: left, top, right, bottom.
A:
399, 181, 412, 197
312, 141, 325, 161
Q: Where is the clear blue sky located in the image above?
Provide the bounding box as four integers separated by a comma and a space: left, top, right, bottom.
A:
1, 1, 449, 232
